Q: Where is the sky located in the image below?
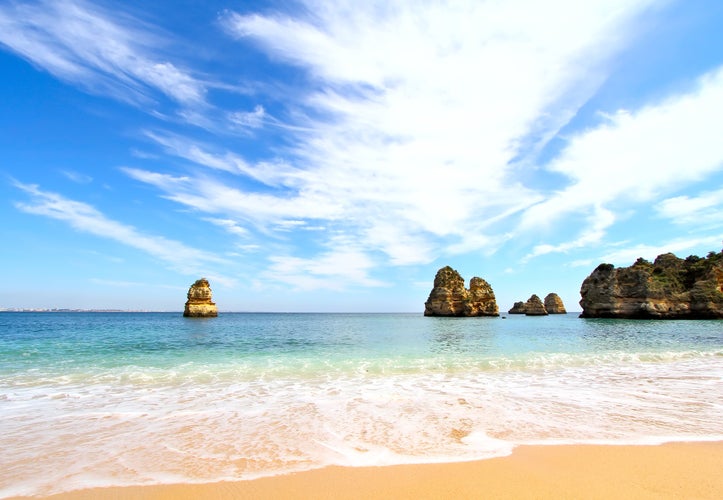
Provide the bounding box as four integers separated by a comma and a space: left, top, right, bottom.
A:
1, 0, 722, 312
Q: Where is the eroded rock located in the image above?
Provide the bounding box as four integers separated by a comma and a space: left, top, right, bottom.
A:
183, 278, 218, 317
508, 301, 526, 314
424, 266, 499, 317
524, 294, 548, 316
544, 293, 567, 314
579, 251, 723, 319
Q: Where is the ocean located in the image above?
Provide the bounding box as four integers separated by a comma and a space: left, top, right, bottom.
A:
1, 312, 721, 497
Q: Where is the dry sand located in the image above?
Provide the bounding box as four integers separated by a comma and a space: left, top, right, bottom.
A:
13, 442, 723, 500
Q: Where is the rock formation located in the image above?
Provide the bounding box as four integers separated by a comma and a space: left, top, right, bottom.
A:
524, 294, 548, 316
183, 278, 218, 317
424, 266, 499, 317
544, 293, 567, 314
508, 301, 526, 314
508, 293, 566, 315
579, 250, 723, 319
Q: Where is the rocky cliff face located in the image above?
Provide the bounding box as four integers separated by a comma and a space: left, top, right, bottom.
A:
183, 278, 218, 317
524, 294, 548, 316
544, 293, 567, 314
579, 251, 723, 319
424, 266, 499, 316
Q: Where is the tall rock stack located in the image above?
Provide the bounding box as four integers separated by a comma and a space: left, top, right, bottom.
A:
424, 266, 468, 316
183, 278, 218, 317
466, 277, 500, 316
424, 266, 499, 317
524, 294, 548, 316
544, 293, 567, 314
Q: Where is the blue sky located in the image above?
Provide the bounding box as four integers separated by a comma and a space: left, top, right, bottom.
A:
1, 0, 722, 312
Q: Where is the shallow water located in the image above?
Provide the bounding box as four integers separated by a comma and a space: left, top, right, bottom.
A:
1, 312, 721, 497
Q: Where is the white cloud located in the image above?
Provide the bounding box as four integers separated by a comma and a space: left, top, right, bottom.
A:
522, 66, 723, 230
224, 1, 651, 91
120, 167, 189, 189
204, 217, 250, 237
0, 0, 206, 106
128, 0, 656, 267
523, 206, 616, 261
143, 131, 302, 187
598, 235, 723, 266
519, 65, 723, 260
234, 244, 261, 253
122, 166, 343, 227
13, 181, 226, 274
265, 248, 386, 291
6, 0, 721, 302
656, 188, 723, 227
259, 231, 387, 291
229, 105, 267, 129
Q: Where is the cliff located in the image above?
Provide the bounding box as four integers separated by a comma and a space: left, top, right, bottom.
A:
579, 251, 723, 319
183, 278, 218, 317
424, 266, 499, 317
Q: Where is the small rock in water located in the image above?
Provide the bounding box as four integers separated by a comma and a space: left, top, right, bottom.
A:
544, 293, 567, 314
183, 278, 218, 317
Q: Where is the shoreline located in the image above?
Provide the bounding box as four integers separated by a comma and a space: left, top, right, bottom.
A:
10, 442, 723, 499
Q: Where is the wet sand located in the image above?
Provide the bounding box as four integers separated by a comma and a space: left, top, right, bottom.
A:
13, 442, 723, 500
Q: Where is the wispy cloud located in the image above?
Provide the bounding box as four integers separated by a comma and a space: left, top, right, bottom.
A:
142, 131, 301, 186
598, 235, 723, 266
10, 0, 718, 293
203, 217, 250, 237
228, 104, 267, 130
265, 242, 387, 291
126, 0, 659, 270
13, 181, 226, 274
523, 206, 616, 261
656, 188, 723, 227
3, 0, 722, 311
520, 65, 723, 254
61, 170, 93, 184
0, 0, 206, 106
122, 166, 343, 227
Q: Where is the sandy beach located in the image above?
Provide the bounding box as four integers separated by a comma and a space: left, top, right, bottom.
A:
13, 442, 722, 500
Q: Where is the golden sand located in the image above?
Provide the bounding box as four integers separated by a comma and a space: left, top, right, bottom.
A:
14, 442, 723, 500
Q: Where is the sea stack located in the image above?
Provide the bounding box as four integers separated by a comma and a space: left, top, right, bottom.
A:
508, 301, 526, 314
544, 293, 567, 314
424, 266, 499, 317
183, 278, 218, 317
508, 292, 566, 315
524, 294, 548, 316
579, 250, 723, 319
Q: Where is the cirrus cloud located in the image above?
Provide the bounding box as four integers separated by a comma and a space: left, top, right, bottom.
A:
13, 181, 227, 277
0, 0, 206, 106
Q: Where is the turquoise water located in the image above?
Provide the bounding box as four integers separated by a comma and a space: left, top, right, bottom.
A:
1, 313, 721, 497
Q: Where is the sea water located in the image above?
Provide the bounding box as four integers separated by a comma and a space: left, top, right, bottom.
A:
1, 312, 721, 497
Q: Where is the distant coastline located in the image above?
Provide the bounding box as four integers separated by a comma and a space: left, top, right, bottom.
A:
0, 308, 162, 313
